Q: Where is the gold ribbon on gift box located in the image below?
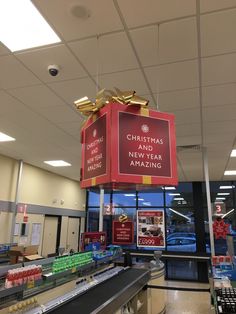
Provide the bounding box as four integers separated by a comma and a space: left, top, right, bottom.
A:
74, 87, 149, 116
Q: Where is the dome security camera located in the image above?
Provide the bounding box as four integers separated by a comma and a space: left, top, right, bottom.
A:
48, 64, 60, 76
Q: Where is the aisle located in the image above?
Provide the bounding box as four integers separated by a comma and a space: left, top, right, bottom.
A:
164, 281, 215, 314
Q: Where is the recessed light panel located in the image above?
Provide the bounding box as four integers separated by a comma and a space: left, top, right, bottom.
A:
224, 170, 236, 176
44, 160, 71, 167
231, 149, 236, 157
163, 187, 176, 190
0, 0, 60, 52
217, 193, 230, 196
0, 132, 15, 142
220, 185, 234, 189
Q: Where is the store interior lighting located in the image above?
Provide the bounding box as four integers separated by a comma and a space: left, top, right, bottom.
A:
224, 170, 236, 176
163, 187, 176, 190
168, 193, 181, 196
230, 149, 236, 157
217, 193, 230, 196
44, 160, 71, 167
219, 185, 235, 189
0, 0, 60, 51
222, 209, 235, 219
0, 132, 15, 142
168, 208, 191, 222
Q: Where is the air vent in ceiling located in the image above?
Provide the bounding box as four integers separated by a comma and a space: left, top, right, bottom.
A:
177, 144, 201, 152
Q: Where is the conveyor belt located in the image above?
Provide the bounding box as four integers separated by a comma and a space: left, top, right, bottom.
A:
49, 268, 149, 314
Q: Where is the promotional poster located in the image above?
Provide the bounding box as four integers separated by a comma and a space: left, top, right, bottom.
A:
137, 210, 165, 248
112, 221, 134, 245
81, 232, 106, 251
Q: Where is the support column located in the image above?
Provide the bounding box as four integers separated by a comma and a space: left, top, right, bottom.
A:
99, 188, 104, 232
10, 159, 23, 243
203, 147, 215, 256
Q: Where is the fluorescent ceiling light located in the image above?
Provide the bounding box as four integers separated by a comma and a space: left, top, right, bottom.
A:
138, 198, 144, 201
217, 193, 230, 196
0, 0, 61, 52
220, 185, 234, 189
124, 194, 135, 197
231, 149, 236, 157
0, 132, 15, 142
169, 208, 191, 222
173, 197, 184, 201
216, 197, 225, 200
169, 193, 180, 196
163, 187, 176, 190
222, 209, 235, 219
44, 160, 71, 167
224, 170, 236, 176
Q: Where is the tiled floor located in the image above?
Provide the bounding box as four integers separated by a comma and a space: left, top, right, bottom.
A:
165, 281, 215, 314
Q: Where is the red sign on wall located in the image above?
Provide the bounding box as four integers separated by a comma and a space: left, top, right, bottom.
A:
80, 102, 177, 188
112, 221, 134, 245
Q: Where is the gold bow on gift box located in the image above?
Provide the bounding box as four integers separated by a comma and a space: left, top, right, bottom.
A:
74, 87, 149, 116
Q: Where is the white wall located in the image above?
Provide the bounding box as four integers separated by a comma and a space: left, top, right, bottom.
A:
0, 154, 86, 250
19, 163, 86, 210
0, 155, 18, 202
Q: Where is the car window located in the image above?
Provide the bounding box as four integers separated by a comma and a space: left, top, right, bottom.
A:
181, 239, 195, 245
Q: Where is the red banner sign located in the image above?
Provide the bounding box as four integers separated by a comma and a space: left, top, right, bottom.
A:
80, 103, 177, 188
112, 221, 134, 245
83, 114, 107, 180
119, 112, 171, 177
137, 210, 165, 248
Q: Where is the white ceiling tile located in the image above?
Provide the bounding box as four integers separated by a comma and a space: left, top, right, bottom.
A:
176, 123, 201, 137
8, 85, 66, 108
158, 88, 200, 111
99, 69, 149, 95
227, 158, 236, 170
203, 103, 236, 122
33, 0, 122, 40
0, 91, 26, 116
173, 108, 201, 125
0, 56, 40, 89
48, 77, 96, 104
117, 0, 196, 28
159, 17, 197, 63
16, 44, 87, 82
57, 121, 82, 136
202, 53, 236, 86
200, 0, 236, 13
0, 43, 10, 56
202, 83, 236, 107
204, 120, 236, 134
176, 135, 201, 146
35, 105, 81, 123
201, 9, 236, 56
205, 132, 235, 144
207, 142, 233, 153
145, 60, 199, 92
130, 26, 158, 67
69, 32, 138, 75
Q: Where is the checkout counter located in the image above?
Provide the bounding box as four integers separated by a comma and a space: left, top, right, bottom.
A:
0, 248, 161, 314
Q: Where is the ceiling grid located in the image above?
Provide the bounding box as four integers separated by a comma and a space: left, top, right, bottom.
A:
0, 0, 235, 182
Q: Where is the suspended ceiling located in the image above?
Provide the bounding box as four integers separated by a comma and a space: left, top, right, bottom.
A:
0, 0, 236, 182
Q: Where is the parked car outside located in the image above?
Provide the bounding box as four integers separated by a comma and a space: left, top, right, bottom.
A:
167, 236, 196, 252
